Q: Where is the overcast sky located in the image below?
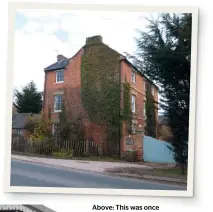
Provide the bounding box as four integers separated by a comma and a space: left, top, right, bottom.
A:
13, 10, 159, 92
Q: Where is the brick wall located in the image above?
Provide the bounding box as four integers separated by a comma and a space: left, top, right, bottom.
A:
43, 49, 85, 123
120, 60, 158, 160
43, 36, 158, 159
43, 48, 105, 148
120, 60, 145, 159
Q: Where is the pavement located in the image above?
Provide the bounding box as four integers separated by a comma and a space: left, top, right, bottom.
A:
11, 159, 186, 190
11, 154, 152, 173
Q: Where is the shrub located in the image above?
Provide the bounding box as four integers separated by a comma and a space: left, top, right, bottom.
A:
29, 118, 51, 142
52, 149, 73, 158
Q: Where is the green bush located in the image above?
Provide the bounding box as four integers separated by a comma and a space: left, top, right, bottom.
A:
52, 149, 73, 158
123, 150, 137, 162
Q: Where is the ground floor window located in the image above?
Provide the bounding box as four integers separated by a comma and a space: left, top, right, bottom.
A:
52, 123, 60, 136
15, 129, 23, 136
54, 95, 63, 112
131, 123, 137, 134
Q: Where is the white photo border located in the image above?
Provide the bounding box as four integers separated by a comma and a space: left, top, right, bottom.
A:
4, 2, 199, 197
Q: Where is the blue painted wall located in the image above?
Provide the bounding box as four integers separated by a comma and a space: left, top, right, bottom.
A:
143, 136, 175, 163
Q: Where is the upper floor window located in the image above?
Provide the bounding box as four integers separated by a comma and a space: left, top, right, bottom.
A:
144, 101, 146, 119
131, 95, 136, 113
56, 70, 64, 83
151, 86, 155, 96
131, 70, 136, 83
144, 80, 146, 92
54, 95, 63, 112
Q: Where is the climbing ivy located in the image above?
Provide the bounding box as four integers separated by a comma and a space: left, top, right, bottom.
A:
122, 81, 132, 121
81, 41, 122, 155
122, 81, 132, 134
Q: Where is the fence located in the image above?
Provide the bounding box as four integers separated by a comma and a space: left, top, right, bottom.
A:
143, 135, 175, 163
11, 136, 100, 157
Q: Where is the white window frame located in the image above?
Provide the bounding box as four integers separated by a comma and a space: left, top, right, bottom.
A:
54, 95, 63, 112
52, 123, 60, 136
56, 69, 64, 83
151, 86, 155, 96
131, 95, 136, 113
16, 129, 23, 136
144, 80, 146, 92
144, 101, 146, 119
131, 70, 136, 83
132, 123, 137, 134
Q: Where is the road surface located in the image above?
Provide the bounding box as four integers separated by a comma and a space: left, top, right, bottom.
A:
11, 159, 186, 190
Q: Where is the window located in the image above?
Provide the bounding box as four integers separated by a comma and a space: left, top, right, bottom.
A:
144, 101, 146, 119
132, 123, 137, 134
151, 86, 155, 96
15, 129, 22, 136
52, 123, 60, 136
131, 95, 136, 113
131, 70, 136, 83
54, 95, 62, 112
56, 70, 64, 83
144, 80, 146, 91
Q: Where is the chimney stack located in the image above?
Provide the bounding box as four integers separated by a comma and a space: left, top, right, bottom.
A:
57, 54, 66, 62
86, 35, 103, 45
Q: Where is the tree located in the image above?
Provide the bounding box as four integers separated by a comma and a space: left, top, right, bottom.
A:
129, 13, 191, 174
15, 81, 42, 113
157, 123, 173, 142
145, 84, 157, 138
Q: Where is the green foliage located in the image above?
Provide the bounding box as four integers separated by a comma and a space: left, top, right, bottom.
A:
130, 13, 191, 174
15, 81, 42, 113
122, 82, 132, 121
30, 118, 51, 141
122, 81, 132, 135
58, 100, 86, 142
145, 84, 157, 138
81, 43, 121, 155
52, 149, 73, 158
24, 114, 41, 134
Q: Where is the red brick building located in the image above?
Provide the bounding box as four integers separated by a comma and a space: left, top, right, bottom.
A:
42, 35, 158, 159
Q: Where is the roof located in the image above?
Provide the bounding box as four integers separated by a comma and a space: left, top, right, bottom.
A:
44, 35, 158, 88
12, 113, 32, 129
120, 57, 158, 90
0, 205, 56, 212
44, 57, 70, 72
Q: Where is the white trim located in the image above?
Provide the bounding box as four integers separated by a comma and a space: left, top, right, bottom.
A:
54, 95, 62, 112
131, 94, 136, 113
151, 86, 155, 96
144, 79, 146, 91
5, 2, 198, 197
55, 81, 64, 84
52, 123, 59, 135
131, 69, 136, 84
56, 69, 64, 83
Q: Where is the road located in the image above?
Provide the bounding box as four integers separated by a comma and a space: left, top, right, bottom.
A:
11, 159, 186, 190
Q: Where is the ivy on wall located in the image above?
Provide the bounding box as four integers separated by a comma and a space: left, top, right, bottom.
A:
81, 40, 128, 155
122, 81, 132, 134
